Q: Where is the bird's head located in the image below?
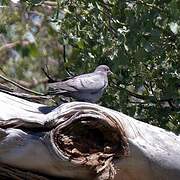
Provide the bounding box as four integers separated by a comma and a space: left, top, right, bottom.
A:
95, 65, 113, 75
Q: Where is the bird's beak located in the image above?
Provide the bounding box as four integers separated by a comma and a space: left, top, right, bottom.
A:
108, 70, 113, 75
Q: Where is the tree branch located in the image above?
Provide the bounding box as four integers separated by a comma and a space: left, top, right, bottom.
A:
0, 74, 44, 96
0, 40, 31, 52
137, 0, 163, 11
0, 41, 19, 52
43, 1, 57, 6
111, 79, 178, 105
15, 78, 48, 89
41, 66, 56, 83
111, 81, 156, 102
0, 88, 50, 103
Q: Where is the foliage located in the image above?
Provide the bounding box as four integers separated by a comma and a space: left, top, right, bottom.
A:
0, 0, 179, 133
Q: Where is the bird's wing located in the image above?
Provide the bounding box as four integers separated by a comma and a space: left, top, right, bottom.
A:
48, 72, 107, 94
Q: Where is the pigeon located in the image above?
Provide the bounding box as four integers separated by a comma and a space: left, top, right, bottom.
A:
47, 65, 112, 103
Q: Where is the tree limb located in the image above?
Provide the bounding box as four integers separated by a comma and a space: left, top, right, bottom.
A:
137, 0, 163, 11
0, 94, 180, 179
0, 40, 31, 52
112, 79, 179, 106
0, 74, 44, 96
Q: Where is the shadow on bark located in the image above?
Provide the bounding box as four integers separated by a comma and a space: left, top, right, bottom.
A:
0, 91, 180, 180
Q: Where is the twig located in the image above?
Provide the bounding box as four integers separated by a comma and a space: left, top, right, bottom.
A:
148, 81, 162, 108
41, 67, 56, 83
15, 78, 48, 88
0, 74, 44, 96
63, 44, 66, 63
0, 88, 54, 104
137, 0, 163, 11
98, 0, 114, 8
43, 1, 57, 6
0, 40, 31, 52
128, 101, 151, 104
111, 80, 156, 101
0, 67, 7, 76
0, 41, 19, 52
111, 78, 178, 104
63, 45, 74, 77
98, 8, 126, 26
0, 84, 13, 92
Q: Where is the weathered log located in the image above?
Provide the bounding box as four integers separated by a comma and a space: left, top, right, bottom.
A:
0, 92, 180, 180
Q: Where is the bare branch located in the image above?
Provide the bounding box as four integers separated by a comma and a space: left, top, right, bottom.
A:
41, 67, 56, 83
0, 41, 19, 52
15, 78, 48, 88
0, 88, 53, 104
111, 79, 178, 106
137, 0, 163, 11
0, 40, 31, 52
43, 1, 57, 6
0, 74, 44, 96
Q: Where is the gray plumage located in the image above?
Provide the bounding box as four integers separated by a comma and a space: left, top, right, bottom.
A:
47, 65, 112, 103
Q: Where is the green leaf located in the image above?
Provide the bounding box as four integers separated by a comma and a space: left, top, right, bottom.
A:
76, 38, 85, 49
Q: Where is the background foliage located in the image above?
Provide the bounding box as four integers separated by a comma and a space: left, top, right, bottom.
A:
0, 0, 179, 133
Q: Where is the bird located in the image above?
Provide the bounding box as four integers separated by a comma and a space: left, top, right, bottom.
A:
46, 65, 112, 103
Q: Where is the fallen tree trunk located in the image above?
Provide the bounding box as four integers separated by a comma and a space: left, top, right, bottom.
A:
0, 92, 180, 180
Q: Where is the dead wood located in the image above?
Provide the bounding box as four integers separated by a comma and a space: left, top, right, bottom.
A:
0, 91, 180, 180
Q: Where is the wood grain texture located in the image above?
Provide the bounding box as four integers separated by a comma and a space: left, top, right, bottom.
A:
0, 92, 180, 180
